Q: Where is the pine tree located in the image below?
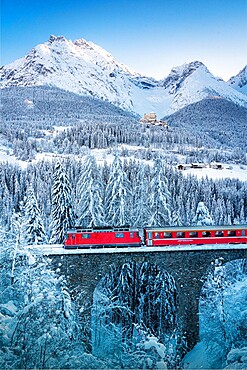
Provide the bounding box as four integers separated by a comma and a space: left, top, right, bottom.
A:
76, 155, 105, 227
226, 199, 234, 225
23, 183, 46, 245
239, 199, 246, 224
105, 154, 132, 226
132, 163, 151, 226
192, 201, 213, 226
92, 262, 180, 367
171, 208, 183, 226
213, 197, 226, 225
50, 161, 75, 243
148, 158, 171, 226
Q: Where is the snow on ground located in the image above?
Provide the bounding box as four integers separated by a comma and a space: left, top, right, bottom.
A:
0, 142, 246, 181
0, 301, 18, 315
182, 163, 247, 182
182, 340, 219, 369
30, 243, 247, 256
0, 143, 29, 169
86, 146, 247, 181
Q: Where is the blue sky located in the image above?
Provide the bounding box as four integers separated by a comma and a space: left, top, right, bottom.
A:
1, 0, 247, 80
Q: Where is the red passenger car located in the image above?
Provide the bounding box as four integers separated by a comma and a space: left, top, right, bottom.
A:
144, 225, 247, 246
64, 226, 142, 249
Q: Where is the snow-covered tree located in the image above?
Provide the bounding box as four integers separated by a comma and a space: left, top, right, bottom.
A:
198, 259, 247, 369
148, 158, 171, 226
104, 154, 132, 225
50, 161, 75, 243
0, 236, 87, 369
92, 262, 180, 368
76, 155, 105, 227
23, 183, 46, 244
213, 197, 227, 225
133, 327, 169, 369
239, 199, 246, 224
192, 201, 213, 226
171, 208, 183, 226
132, 163, 151, 226
224, 347, 247, 369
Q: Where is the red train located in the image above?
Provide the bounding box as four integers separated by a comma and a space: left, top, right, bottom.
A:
64, 224, 247, 249
64, 226, 141, 248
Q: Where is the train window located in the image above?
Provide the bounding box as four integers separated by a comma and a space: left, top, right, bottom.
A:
64, 233, 69, 240
116, 233, 124, 238
82, 233, 91, 239
189, 232, 198, 237
72, 234, 75, 239
176, 232, 185, 238
164, 232, 172, 238
228, 230, 236, 237
202, 231, 211, 237
215, 231, 224, 237
148, 232, 152, 239
242, 230, 246, 236
155, 232, 159, 239
130, 232, 134, 238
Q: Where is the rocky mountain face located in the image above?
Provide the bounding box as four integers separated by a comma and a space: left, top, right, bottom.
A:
1, 35, 247, 116
228, 66, 247, 95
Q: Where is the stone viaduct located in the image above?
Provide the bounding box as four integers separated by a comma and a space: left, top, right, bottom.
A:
48, 246, 246, 352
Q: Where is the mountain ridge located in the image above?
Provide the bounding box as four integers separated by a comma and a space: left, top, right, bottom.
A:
1, 35, 247, 116
228, 66, 247, 95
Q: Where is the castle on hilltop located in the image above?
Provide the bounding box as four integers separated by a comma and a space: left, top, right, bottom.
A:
140, 112, 168, 128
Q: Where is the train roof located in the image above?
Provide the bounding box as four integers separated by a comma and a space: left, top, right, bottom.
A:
66, 225, 138, 233
144, 225, 247, 232
65, 225, 247, 233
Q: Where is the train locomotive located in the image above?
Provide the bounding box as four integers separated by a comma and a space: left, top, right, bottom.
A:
64, 224, 247, 249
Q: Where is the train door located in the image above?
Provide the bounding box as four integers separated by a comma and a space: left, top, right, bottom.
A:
146, 231, 153, 246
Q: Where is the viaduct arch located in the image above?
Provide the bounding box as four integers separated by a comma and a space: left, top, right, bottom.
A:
49, 247, 246, 352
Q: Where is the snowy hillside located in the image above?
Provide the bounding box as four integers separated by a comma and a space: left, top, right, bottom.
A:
228, 66, 247, 95
1, 86, 246, 169
163, 97, 247, 149
1, 35, 247, 116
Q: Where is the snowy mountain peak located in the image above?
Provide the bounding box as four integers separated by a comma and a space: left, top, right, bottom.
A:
48, 35, 67, 43
0, 35, 140, 111
160, 61, 209, 92
1, 36, 247, 116
171, 60, 207, 75
228, 66, 247, 95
